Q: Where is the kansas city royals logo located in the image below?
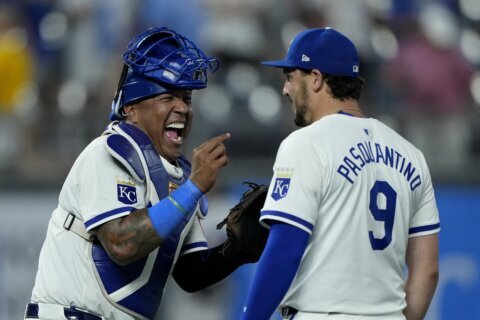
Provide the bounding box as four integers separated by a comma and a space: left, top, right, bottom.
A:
271, 168, 293, 201
117, 179, 137, 204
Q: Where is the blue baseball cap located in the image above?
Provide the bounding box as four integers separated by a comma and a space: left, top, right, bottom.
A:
262, 28, 360, 78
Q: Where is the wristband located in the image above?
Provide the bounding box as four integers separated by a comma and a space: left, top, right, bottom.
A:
148, 180, 203, 239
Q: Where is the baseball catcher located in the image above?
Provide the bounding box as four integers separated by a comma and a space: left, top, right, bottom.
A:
217, 182, 269, 263
26, 26, 266, 320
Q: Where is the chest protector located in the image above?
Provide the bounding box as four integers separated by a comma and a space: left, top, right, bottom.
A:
93, 122, 193, 319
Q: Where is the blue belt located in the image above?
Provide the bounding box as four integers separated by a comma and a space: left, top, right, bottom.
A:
25, 303, 103, 320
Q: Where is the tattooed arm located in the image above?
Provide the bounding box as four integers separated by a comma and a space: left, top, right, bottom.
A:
96, 208, 161, 266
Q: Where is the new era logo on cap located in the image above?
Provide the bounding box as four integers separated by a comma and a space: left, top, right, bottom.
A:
261, 28, 360, 78
301, 54, 310, 62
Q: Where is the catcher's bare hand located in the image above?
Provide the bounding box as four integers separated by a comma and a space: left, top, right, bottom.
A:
190, 133, 230, 193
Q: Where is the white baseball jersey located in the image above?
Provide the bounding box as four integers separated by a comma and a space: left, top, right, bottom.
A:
260, 114, 440, 315
31, 133, 208, 319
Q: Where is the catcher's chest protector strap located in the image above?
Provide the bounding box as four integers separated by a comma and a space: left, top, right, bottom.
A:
93, 122, 192, 320
106, 134, 146, 183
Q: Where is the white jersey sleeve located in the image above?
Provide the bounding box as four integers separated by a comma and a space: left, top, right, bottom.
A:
409, 153, 440, 237
260, 133, 322, 235
59, 136, 147, 232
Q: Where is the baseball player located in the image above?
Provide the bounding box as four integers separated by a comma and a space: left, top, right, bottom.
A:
240, 28, 440, 320
26, 27, 259, 320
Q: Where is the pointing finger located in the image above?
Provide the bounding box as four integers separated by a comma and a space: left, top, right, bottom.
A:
200, 133, 231, 152
213, 133, 231, 143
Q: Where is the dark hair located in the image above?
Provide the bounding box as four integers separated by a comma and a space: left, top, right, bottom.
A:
322, 73, 364, 100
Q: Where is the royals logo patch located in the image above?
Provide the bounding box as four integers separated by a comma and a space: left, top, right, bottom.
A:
271, 168, 293, 201
271, 178, 290, 200
117, 180, 137, 204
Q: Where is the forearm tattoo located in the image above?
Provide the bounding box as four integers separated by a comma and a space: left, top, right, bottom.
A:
98, 208, 162, 264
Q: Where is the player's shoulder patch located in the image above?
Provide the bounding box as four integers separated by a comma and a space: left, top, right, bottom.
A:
271, 168, 293, 201
116, 178, 138, 204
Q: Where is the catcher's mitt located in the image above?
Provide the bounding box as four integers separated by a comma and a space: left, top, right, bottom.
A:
217, 182, 269, 263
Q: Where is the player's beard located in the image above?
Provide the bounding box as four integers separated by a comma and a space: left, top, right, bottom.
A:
294, 80, 310, 127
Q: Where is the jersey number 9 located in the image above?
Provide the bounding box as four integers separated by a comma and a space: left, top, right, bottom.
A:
368, 180, 397, 250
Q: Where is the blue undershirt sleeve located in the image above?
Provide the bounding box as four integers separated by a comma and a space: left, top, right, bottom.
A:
240, 222, 310, 320
148, 179, 203, 239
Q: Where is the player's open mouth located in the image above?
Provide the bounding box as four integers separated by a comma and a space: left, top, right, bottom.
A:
165, 122, 185, 144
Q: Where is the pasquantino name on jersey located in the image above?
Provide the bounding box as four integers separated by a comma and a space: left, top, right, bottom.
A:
337, 140, 421, 191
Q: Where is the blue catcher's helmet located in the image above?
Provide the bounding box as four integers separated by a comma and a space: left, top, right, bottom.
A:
110, 27, 219, 121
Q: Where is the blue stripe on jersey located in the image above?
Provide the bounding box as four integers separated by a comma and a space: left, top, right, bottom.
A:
85, 206, 136, 229
181, 241, 208, 252
337, 110, 354, 116
261, 210, 314, 232
409, 223, 441, 235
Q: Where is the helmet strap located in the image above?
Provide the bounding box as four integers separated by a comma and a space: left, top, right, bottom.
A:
113, 64, 129, 102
